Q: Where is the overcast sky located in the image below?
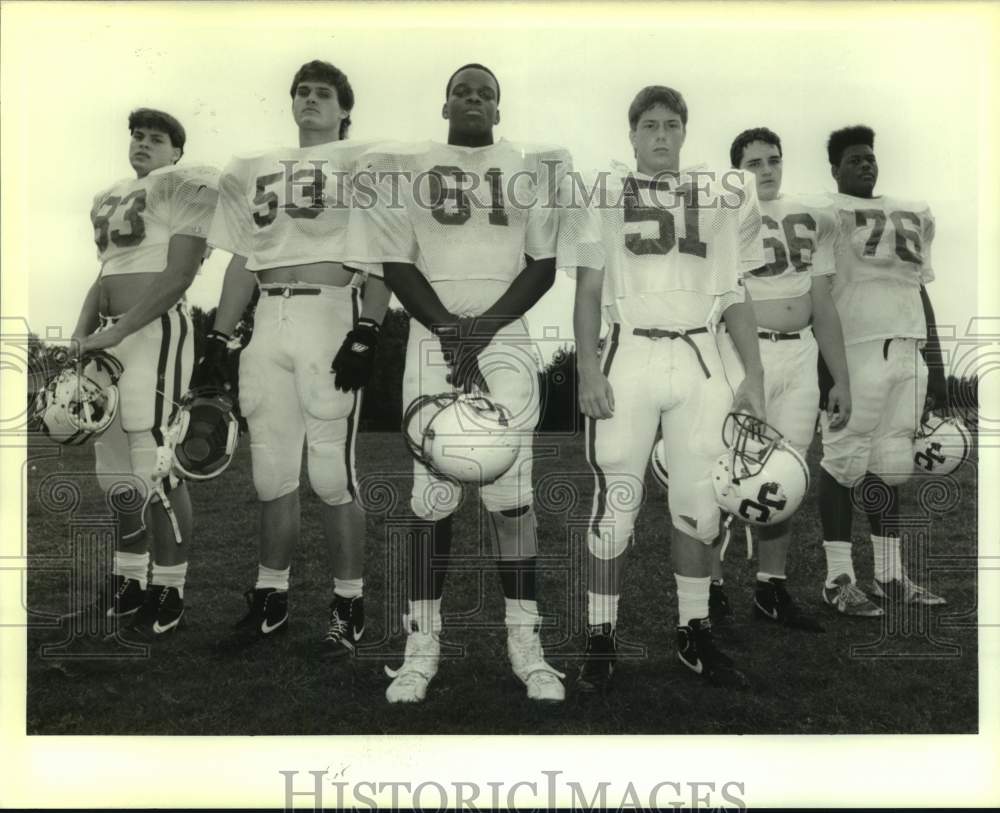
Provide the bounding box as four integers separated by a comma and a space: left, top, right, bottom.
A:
2, 2, 994, 360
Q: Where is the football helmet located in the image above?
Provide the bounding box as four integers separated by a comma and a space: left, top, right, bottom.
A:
650, 437, 669, 490
402, 392, 519, 483
166, 388, 240, 481
712, 413, 809, 526
913, 415, 972, 476
34, 352, 124, 445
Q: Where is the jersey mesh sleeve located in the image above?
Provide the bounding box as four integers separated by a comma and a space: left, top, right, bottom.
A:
920, 210, 936, 284
810, 205, 838, 277
208, 159, 253, 257
164, 165, 220, 238
556, 176, 606, 273
737, 173, 765, 274
525, 147, 572, 261
346, 147, 419, 265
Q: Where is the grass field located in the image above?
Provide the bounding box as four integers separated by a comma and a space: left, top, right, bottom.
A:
24, 428, 978, 735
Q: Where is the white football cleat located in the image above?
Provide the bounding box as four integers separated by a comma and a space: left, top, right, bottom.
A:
384, 627, 440, 704
507, 624, 565, 703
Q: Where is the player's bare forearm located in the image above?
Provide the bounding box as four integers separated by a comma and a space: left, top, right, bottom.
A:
358, 274, 391, 325
477, 256, 556, 335
382, 262, 454, 331
810, 277, 849, 387
82, 235, 205, 351
920, 285, 947, 392
212, 254, 257, 336
72, 280, 102, 341
723, 296, 765, 419
574, 267, 614, 418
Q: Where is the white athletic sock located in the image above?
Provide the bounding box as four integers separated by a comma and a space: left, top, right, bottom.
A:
152, 562, 188, 598
333, 577, 363, 599
757, 571, 786, 584
823, 540, 855, 587
505, 598, 540, 627
871, 534, 903, 582
587, 591, 620, 628
408, 599, 442, 634
256, 564, 290, 592
675, 574, 711, 627
114, 551, 149, 590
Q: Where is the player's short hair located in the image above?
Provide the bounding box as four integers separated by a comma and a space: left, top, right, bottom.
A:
628, 86, 688, 130
827, 125, 875, 166
289, 60, 355, 139
729, 127, 782, 168
445, 63, 501, 102
128, 108, 186, 156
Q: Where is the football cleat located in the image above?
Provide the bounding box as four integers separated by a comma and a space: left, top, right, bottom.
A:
166, 387, 240, 481
676, 618, 748, 689
753, 578, 825, 632
913, 415, 972, 476
323, 595, 365, 657
576, 623, 617, 694
822, 574, 884, 617
385, 623, 441, 704
402, 391, 520, 483
709, 581, 734, 626
128, 584, 185, 638
59, 574, 145, 630
872, 575, 947, 606
234, 587, 289, 638
34, 351, 124, 446
507, 624, 565, 702
713, 413, 810, 526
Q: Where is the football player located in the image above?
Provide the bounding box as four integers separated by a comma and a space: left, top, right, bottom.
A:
348, 63, 568, 703
68, 108, 220, 636
198, 60, 390, 654
713, 127, 853, 631
816, 125, 948, 614
563, 86, 767, 691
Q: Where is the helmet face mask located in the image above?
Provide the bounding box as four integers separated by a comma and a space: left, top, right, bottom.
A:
713, 412, 810, 526
913, 415, 972, 476
35, 352, 124, 445
167, 388, 240, 481
402, 392, 520, 484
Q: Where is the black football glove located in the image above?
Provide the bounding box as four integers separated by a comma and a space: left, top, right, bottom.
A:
190, 330, 235, 394
331, 317, 381, 392
435, 317, 492, 393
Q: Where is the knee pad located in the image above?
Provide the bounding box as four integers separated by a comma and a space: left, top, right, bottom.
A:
869, 436, 917, 486
489, 504, 539, 559
411, 473, 462, 521
250, 437, 300, 502
480, 448, 534, 514
307, 439, 353, 506
669, 485, 721, 543
587, 528, 631, 561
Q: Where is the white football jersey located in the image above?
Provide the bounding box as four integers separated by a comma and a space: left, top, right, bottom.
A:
558, 163, 764, 330
209, 141, 374, 272
348, 139, 570, 314
92, 164, 220, 277
826, 192, 935, 345
745, 193, 837, 302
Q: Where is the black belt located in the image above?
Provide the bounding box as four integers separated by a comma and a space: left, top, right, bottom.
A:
758, 329, 802, 342
631, 326, 711, 378
263, 287, 322, 297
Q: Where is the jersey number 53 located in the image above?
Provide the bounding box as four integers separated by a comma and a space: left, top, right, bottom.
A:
93, 190, 147, 252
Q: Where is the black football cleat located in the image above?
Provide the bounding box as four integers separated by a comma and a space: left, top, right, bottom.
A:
676, 618, 748, 689
753, 578, 825, 632
576, 623, 617, 694
127, 584, 185, 639
709, 581, 734, 626
322, 594, 365, 658
234, 587, 289, 640
60, 574, 145, 633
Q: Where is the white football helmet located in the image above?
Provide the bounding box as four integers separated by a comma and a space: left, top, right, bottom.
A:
166, 388, 240, 481
913, 415, 972, 476
712, 413, 810, 526
402, 392, 519, 483
649, 437, 669, 490
34, 352, 124, 445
